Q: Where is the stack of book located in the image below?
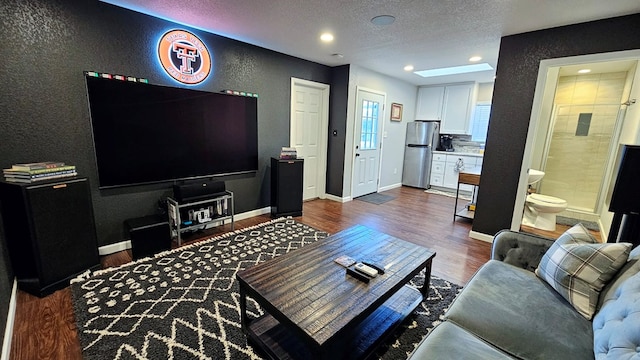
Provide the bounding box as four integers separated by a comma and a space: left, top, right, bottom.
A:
2, 162, 77, 183
279, 147, 297, 160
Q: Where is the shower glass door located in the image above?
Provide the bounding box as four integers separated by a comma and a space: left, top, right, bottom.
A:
541, 103, 622, 213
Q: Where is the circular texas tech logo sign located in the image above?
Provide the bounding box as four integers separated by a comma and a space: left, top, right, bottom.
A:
158, 30, 211, 84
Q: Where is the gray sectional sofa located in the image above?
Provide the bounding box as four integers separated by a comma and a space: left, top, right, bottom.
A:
409, 227, 640, 359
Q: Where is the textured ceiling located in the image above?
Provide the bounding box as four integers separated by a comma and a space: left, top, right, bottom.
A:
102, 0, 640, 85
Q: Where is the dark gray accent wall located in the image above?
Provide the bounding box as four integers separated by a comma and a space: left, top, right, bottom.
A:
327, 65, 350, 196
0, 0, 332, 247
0, 0, 335, 345
473, 13, 640, 236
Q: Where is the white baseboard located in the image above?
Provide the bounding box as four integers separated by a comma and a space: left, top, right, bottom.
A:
469, 230, 494, 243
98, 207, 273, 256
98, 240, 131, 256
1, 280, 17, 360
324, 185, 401, 203
598, 218, 608, 242
235, 206, 271, 220
324, 193, 351, 203
379, 183, 402, 192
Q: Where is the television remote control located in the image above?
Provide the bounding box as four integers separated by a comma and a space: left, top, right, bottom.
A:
354, 262, 378, 277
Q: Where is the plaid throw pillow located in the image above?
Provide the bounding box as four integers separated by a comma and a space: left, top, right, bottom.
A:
535, 223, 632, 320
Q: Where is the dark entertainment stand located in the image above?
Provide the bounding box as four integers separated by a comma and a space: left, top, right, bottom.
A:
0, 177, 100, 297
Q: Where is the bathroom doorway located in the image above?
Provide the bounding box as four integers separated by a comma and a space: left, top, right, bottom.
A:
515, 51, 640, 239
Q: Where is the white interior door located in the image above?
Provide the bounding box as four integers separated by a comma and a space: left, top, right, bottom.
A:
290, 78, 329, 200
352, 89, 384, 198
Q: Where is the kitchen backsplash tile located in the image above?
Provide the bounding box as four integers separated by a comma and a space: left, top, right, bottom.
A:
442, 134, 484, 153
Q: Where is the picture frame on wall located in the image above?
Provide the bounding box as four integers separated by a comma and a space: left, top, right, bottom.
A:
391, 103, 403, 121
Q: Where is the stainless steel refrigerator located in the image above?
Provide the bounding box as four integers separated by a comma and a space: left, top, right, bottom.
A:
402, 121, 440, 188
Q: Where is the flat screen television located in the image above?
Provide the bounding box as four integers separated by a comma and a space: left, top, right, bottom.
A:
85, 76, 258, 189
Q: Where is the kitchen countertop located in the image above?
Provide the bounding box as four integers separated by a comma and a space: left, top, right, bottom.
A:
433, 150, 484, 157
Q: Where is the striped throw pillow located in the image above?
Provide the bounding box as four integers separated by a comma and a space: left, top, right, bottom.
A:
535, 224, 632, 320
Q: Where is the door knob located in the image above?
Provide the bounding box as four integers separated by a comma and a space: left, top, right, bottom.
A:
355, 153, 360, 157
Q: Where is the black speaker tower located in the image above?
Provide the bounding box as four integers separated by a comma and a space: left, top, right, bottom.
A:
0, 178, 100, 297
271, 158, 304, 217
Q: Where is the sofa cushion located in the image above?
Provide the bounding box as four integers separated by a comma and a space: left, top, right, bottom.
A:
445, 260, 594, 360
535, 223, 632, 319
598, 245, 640, 309
409, 322, 515, 359
593, 247, 640, 360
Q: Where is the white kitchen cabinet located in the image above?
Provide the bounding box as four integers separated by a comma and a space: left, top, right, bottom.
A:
432, 153, 447, 162
443, 161, 462, 189
430, 173, 444, 187
429, 153, 446, 186
416, 86, 444, 120
416, 83, 477, 135
431, 153, 482, 192
431, 160, 445, 174
430, 160, 445, 187
441, 84, 476, 134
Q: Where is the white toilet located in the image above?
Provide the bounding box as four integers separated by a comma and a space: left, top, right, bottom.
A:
521, 170, 568, 231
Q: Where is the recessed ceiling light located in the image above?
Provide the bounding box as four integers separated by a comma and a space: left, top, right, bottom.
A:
332, 53, 344, 58
414, 63, 494, 78
320, 33, 334, 42
469, 56, 482, 62
578, 69, 591, 74
371, 15, 396, 26
404, 65, 414, 72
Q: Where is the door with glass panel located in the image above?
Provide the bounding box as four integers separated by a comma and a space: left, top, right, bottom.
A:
353, 89, 384, 198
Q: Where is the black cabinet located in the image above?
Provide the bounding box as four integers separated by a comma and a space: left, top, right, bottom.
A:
0, 178, 100, 297
271, 158, 303, 217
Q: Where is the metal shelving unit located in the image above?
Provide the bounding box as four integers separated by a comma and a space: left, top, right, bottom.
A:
167, 191, 234, 246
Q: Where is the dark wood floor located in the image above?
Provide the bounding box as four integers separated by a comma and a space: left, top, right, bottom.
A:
10, 185, 580, 359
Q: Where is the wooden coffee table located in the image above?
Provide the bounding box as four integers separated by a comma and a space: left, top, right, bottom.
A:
236, 225, 436, 359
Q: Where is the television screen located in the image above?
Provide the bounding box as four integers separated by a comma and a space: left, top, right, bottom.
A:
85, 76, 258, 188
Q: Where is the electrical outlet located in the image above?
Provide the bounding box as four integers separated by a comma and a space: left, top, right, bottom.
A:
394, 168, 397, 174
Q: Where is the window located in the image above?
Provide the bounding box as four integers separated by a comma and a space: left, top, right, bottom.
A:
360, 100, 379, 150
471, 103, 491, 142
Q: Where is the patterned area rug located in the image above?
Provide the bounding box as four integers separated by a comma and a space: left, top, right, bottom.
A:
425, 188, 472, 201
71, 218, 461, 359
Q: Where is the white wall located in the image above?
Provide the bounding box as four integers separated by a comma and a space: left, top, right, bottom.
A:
599, 62, 640, 238
342, 65, 418, 198
625, 66, 640, 144
476, 82, 495, 102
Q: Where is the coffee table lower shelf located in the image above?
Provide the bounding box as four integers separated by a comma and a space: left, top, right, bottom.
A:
246, 284, 423, 360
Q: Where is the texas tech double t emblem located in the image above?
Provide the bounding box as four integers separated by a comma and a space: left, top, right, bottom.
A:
158, 30, 211, 85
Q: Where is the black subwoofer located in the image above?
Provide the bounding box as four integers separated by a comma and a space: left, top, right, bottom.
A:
0, 178, 100, 297
125, 214, 171, 260
271, 157, 304, 217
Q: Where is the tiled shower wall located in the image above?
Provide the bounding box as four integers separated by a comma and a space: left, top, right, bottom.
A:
541, 72, 626, 212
